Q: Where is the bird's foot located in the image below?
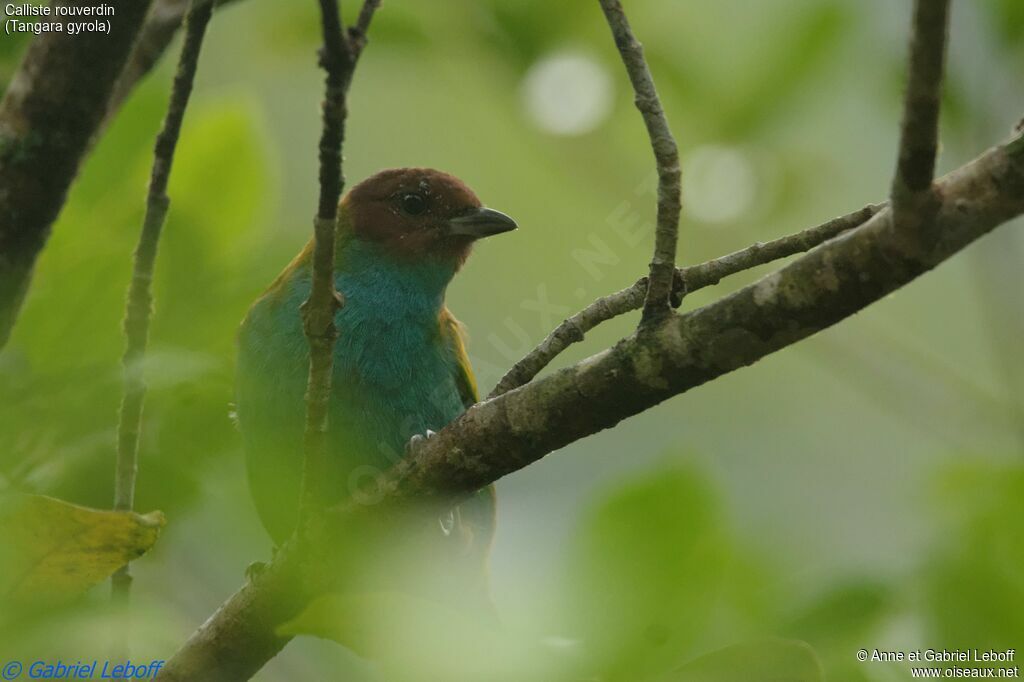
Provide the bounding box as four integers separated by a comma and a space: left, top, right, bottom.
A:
404, 429, 437, 456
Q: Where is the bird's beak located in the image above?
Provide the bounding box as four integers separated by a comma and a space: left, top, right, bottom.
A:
447, 207, 518, 239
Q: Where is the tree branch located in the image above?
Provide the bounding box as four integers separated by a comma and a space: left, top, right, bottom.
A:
112, 0, 213, 606
107, 0, 242, 121
0, 0, 157, 348
392, 135, 1024, 497
891, 0, 950, 218
299, 1, 349, 514
300, 0, 378, 514
350, 0, 381, 48
108, 0, 188, 119
489, 203, 884, 398
598, 0, 682, 326
157, 129, 1024, 681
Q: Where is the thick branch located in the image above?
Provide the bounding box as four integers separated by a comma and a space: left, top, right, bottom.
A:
598, 0, 682, 325
158, 131, 1024, 681
0, 0, 157, 348
393, 135, 1024, 495
489, 203, 884, 397
891, 0, 950, 213
112, 0, 213, 603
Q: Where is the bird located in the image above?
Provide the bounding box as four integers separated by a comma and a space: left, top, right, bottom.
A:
235, 167, 516, 597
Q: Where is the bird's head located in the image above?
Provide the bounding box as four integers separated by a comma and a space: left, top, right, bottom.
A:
338, 168, 517, 268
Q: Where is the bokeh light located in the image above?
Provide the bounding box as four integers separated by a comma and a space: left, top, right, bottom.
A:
521, 50, 613, 136
682, 145, 758, 225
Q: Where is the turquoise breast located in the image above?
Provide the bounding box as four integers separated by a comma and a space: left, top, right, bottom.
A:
237, 238, 465, 541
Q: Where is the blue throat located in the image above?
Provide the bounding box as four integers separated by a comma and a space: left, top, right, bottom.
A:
334, 237, 457, 322
325, 238, 465, 466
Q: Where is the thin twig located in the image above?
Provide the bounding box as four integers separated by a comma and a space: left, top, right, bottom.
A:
111, 0, 213, 612
891, 0, 951, 215
680, 203, 884, 290
488, 203, 884, 398
598, 0, 682, 327
350, 0, 381, 49
299, 0, 379, 516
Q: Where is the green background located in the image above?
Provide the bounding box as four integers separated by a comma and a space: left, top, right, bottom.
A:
1, 0, 1022, 679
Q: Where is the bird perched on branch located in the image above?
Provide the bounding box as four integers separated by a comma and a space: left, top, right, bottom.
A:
236, 168, 516, 593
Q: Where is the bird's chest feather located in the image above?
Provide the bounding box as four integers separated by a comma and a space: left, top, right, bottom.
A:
238, 245, 464, 473
330, 265, 465, 461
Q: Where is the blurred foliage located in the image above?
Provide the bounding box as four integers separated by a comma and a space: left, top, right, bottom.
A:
281, 469, 822, 681
280, 591, 552, 681
987, 0, 1024, 49
666, 639, 823, 682
923, 463, 1024, 652
0, 0, 1022, 679
0, 493, 163, 601
562, 468, 731, 679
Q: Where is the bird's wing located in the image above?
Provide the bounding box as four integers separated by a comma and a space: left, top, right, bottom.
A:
236, 247, 314, 544
439, 308, 496, 595
439, 307, 479, 409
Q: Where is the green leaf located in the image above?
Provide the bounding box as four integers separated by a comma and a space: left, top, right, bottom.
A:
663, 639, 823, 682
989, 0, 1024, 47
718, 3, 850, 138
166, 98, 273, 262
562, 467, 731, 680
477, 0, 594, 69
784, 582, 893, 648
279, 591, 554, 682
0, 493, 165, 601
923, 463, 1024, 650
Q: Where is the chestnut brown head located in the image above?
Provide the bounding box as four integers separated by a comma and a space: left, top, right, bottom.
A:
339, 168, 516, 265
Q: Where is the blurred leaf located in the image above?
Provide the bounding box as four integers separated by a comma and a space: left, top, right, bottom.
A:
922, 463, 1024, 650
3, 92, 268, 518
782, 582, 894, 682
719, 3, 850, 138
155, 98, 274, 354
0, 32, 30, 85
279, 591, 555, 681
358, 4, 432, 49
662, 639, 823, 682
473, 0, 595, 69
0, 493, 165, 601
785, 582, 893, 647
260, 2, 433, 56
167, 99, 271, 259
563, 467, 731, 680
988, 0, 1024, 48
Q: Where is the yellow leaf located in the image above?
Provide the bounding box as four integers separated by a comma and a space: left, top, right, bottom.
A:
0, 493, 165, 601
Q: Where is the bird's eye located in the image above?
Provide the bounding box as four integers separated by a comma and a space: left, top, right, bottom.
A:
400, 193, 427, 216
